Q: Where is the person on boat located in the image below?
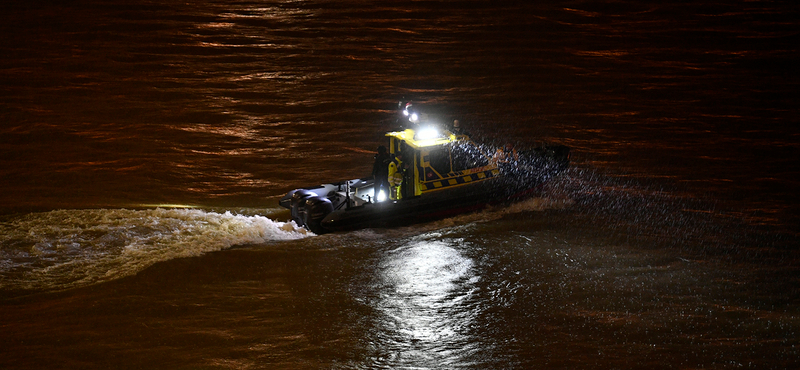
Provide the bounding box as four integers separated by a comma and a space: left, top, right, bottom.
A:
493, 143, 519, 164
451, 119, 472, 138
372, 145, 391, 202
493, 143, 520, 175
388, 152, 406, 200
451, 119, 464, 135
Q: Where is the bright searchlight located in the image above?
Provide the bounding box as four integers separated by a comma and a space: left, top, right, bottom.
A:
410, 113, 419, 123
416, 126, 439, 140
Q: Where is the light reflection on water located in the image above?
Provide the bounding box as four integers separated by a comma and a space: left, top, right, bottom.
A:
370, 238, 483, 368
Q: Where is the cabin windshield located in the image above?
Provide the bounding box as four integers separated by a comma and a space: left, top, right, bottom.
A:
450, 141, 490, 172
428, 147, 451, 175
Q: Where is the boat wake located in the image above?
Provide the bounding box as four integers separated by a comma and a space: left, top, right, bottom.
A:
0, 208, 311, 293
442, 196, 573, 226
344, 196, 574, 239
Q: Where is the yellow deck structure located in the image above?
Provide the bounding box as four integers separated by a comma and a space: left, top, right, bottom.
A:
385, 128, 498, 197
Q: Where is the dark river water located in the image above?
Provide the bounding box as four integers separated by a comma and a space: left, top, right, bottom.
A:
1, 0, 799, 368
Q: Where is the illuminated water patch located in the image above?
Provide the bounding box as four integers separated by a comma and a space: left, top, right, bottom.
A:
372, 239, 482, 367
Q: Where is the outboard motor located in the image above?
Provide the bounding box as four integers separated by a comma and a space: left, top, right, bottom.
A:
303, 196, 334, 234
290, 189, 317, 227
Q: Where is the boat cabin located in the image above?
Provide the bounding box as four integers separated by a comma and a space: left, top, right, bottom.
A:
385, 127, 499, 198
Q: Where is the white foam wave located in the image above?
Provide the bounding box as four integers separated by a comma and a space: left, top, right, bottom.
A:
0, 208, 312, 292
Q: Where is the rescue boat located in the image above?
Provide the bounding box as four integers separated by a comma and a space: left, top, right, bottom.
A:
279, 108, 570, 234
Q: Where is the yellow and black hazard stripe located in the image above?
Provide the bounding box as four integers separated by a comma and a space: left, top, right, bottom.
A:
421, 168, 500, 191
